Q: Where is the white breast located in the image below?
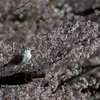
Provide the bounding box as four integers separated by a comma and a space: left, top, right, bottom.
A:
21, 51, 31, 64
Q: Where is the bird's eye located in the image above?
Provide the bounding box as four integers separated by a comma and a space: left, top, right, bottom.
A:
28, 48, 30, 50
26, 48, 28, 50
25, 47, 30, 50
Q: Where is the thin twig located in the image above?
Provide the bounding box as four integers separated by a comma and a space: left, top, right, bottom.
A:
0, 0, 31, 19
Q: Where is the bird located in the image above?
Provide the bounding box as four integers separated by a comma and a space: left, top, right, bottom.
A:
1, 47, 32, 68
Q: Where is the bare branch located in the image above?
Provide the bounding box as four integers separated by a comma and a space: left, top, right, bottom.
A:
0, 0, 31, 19
0, 71, 45, 86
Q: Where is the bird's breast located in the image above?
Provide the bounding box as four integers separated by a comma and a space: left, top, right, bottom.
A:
21, 52, 31, 64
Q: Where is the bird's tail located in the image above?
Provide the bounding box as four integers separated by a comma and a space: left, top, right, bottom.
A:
1, 64, 8, 68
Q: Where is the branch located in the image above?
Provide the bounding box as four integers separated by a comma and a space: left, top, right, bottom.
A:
52, 64, 100, 94
0, 71, 45, 86
50, 34, 100, 65
73, 7, 100, 16
81, 86, 100, 96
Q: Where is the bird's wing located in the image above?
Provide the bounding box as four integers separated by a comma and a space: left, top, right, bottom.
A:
8, 54, 24, 64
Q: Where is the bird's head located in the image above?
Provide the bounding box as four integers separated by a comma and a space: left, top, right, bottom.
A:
24, 47, 31, 53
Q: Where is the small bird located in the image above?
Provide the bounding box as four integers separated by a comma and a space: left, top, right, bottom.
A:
1, 47, 32, 68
